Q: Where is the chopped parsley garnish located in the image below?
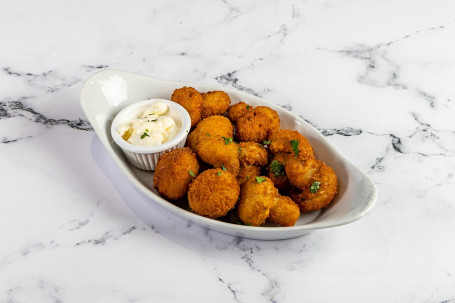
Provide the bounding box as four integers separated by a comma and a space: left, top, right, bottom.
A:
188, 170, 196, 177
222, 136, 233, 145
221, 164, 227, 171
246, 105, 250, 109
269, 160, 285, 177
262, 140, 271, 145
140, 132, 150, 139
290, 140, 299, 157
309, 181, 321, 194
145, 129, 149, 132
147, 119, 158, 122
255, 176, 266, 184
238, 147, 242, 152
216, 172, 222, 176
186, 130, 189, 133
148, 113, 155, 115
206, 133, 211, 136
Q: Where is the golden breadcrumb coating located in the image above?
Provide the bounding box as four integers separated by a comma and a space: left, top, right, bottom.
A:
227, 101, 253, 122
237, 177, 279, 226
254, 106, 280, 131
235, 107, 280, 143
186, 115, 234, 152
285, 157, 321, 190
153, 148, 200, 200
236, 165, 261, 185
268, 129, 314, 159
188, 168, 240, 218
196, 137, 240, 176
267, 152, 292, 193
171, 86, 203, 128
238, 142, 268, 166
201, 91, 231, 118
289, 160, 338, 213
268, 195, 300, 227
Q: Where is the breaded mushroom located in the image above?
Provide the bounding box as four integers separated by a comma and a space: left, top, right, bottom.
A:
188, 168, 240, 218
227, 101, 253, 122
235, 107, 280, 143
237, 176, 279, 226
254, 106, 280, 131
186, 115, 234, 151
201, 91, 230, 118
196, 136, 240, 176
268, 195, 300, 227
171, 86, 203, 128
267, 152, 292, 193
268, 129, 314, 159
289, 160, 338, 213
236, 165, 261, 185
153, 148, 200, 200
285, 157, 321, 190
238, 142, 268, 166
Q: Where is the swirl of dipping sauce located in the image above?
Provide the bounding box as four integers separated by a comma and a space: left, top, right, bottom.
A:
116, 101, 180, 146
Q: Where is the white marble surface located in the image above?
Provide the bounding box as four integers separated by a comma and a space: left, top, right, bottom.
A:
1, 0, 454, 302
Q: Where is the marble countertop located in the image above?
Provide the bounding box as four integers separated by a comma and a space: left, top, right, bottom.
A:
1, 1, 454, 302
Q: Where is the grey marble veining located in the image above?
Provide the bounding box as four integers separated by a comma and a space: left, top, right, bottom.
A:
1, 0, 455, 302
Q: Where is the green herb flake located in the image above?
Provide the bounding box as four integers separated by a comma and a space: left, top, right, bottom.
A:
147, 119, 158, 122
188, 170, 196, 178
140, 132, 150, 139
216, 172, 222, 176
269, 160, 285, 177
145, 129, 149, 132
309, 181, 321, 194
222, 136, 233, 145
238, 147, 242, 152
186, 130, 189, 133
246, 105, 250, 110
206, 133, 211, 136
221, 164, 227, 171
262, 140, 271, 145
255, 176, 266, 184
290, 140, 299, 157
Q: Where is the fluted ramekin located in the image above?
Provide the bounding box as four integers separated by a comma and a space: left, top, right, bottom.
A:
111, 99, 191, 170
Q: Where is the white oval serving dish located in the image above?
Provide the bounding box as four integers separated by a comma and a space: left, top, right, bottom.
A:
80, 69, 377, 240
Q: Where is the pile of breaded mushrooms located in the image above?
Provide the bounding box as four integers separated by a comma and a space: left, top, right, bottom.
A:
152, 87, 338, 227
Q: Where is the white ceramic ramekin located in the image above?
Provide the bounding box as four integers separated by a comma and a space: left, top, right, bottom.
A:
111, 99, 191, 170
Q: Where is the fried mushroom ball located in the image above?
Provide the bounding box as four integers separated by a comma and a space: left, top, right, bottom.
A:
267, 152, 292, 193
171, 86, 203, 128
235, 107, 280, 143
238, 142, 268, 166
236, 165, 261, 185
268, 195, 300, 227
237, 177, 279, 226
268, 129, 314, 159
188, 168, 240, 218
289, 160, 338, 213
196, 137, 240, 176
186, 115, 234, 151
254, 106, 280, 131
285, 157, 321, 190
201, 91, 230, 118
227, 101, 253, 122
153, 148, 200, 200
